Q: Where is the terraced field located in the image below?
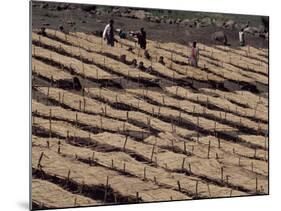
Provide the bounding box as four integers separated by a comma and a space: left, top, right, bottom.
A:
31, 28, 268, 209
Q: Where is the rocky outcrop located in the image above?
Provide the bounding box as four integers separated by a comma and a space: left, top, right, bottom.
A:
223, 20, 236, 29
211, 31, 228, 45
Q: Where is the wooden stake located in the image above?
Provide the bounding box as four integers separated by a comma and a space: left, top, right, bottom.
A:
207, 140, 211, 159
123, 136, 128, 151
255, 177, 258, 193
88, 156, 92, 166
79, 100, 81, 110
195, 181, 199, 197
136, 192, 139, 202
188, 163, 192, 173
58, 92, 61, 104
37, 152, 44, 168
49, 109, 52, 137
226, 175, 230, 183
123, 162, 126, 173
103, 176, 109, 202
75, 113, 78, 127
111, 159, 114, 169
83, 98, 86, 111
58, 141, 61, 154
45, 86, 49, 97
177, 180, 181, 192
143, 167, 146, 180
150, 144, 155, 162
181, 157, 186, 171
100, 116, 103, 129
207, 183, 211, 198
221, 167, 224, 181
67, 169, 71, 183
66, 130, 69, 141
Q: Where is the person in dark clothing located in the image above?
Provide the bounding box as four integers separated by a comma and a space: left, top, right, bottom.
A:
37, 27, 47, 36
132, 28, 147, 49
119, 30, 127, 39
103, 19, 115, 46
73, 77, 82, 91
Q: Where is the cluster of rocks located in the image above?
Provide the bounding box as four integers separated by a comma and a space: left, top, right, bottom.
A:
108, 8, 268, 38
33, 2, 268, 39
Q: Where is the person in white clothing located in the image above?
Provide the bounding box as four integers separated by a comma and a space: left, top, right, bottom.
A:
239, 29, 245, 46
103, 19, 115, 46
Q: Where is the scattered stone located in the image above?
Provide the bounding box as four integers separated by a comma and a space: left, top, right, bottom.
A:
146, 66, 153, 73
73, 77, 82, 91
223, 20, 236, 29
213, 19, 224, 27
264, 32, 269, 40
59, 25, 64, 32
199, 17, 212, 27
120, 54, 126, 63
131, 59, 137, 67
67, 21, 75, 26
80, 5, 96, 12
166, 18, 175, 24
127, 47, 133, 52
144, 50, 151, 59
158, 56, 165, 65
93, 30, 103, 37
149, 16, 161, 23
55, 3, 69, 11
121, 10, 151, 20
175, 18, 182, 24
181, 19, 190, 25
243, 26, 259, 35
138, 61, 145, 70
211, 31, 228, 45
257, 25, 266, 33
40, 3, 49, 9
37, 27, 47, 36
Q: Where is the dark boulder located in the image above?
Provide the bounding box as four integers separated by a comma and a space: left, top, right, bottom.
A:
73, 77, 82, 91
211, 31, 228, 45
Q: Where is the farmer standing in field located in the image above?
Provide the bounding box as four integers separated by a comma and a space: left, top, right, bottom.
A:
131, 28, 147, 49
239, 29, 245, 46
138, 28, 147, 49
189, 41, 199, 67
103, 19, 115, 46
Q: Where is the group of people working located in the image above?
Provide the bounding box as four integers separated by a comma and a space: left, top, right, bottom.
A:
102, 19, 147, 49
102, 19, 246, 68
